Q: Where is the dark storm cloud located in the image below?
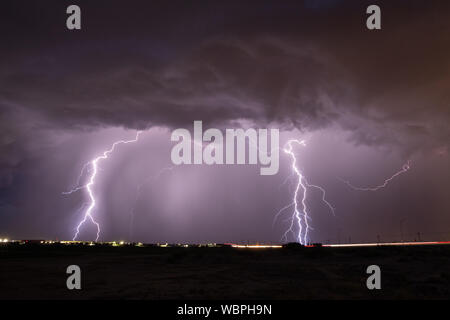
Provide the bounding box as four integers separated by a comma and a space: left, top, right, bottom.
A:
1, 1, 449, 144
0, 36, 346, 130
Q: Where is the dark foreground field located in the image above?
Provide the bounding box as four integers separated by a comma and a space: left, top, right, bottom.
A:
1, 244, 450, 299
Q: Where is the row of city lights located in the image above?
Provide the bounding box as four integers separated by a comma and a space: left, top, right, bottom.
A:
3, 239, 450, 248
0, 240, 221, 248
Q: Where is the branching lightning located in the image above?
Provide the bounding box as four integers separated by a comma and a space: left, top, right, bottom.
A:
275, 139, 335, 245
62, 162, 91, 195
63, 130, 336, 245
63, 131, 143, 241
340, 160, 411, 191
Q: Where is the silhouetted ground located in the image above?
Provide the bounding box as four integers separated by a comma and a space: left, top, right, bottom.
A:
1, 244, 450, 299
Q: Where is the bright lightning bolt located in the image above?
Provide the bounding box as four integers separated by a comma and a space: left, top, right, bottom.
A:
283, 140, 308, 244
340, 160, 411, 191
63, 131, 143, 241
64, 131, 335, 245
276, 139, 334, 245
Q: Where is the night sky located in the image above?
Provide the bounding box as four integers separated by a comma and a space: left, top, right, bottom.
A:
0, 0, 449, 244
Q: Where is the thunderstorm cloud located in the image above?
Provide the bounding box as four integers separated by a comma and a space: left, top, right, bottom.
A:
0, 0, 449, 242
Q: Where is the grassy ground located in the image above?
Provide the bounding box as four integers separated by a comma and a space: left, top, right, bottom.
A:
1, 244, 450, 299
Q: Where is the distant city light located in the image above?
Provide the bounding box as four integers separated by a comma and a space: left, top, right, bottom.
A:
2, 240, 450, 248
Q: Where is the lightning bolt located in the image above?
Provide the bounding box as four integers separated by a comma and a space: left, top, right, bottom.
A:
275, 139, 335, 245
64, 131, 334, 244
63, 131, 143, 241
304, 180, 335, 216
340, 160, 411, 191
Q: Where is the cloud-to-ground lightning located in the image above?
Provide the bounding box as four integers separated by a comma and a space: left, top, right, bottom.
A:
283, 140, 308, 244
340, 160, 411, 191
63, 131, 143, 241
64, 130, 334, 245
275, 139, 335, 245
